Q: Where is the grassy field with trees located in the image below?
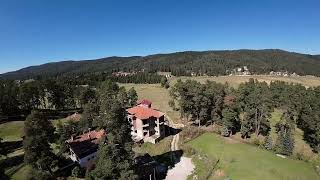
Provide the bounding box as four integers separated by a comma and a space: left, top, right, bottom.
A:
170, 75, 320, 88
2, 75, 320, 179
189, 133, 319, 180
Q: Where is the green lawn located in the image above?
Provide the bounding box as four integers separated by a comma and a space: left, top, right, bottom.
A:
0, 118, 69, 141
189, 133, 319, 180
120, 83, 181, 124
10, 165, 32, 180
0, 121, 24, 141
1, 118, 70, 179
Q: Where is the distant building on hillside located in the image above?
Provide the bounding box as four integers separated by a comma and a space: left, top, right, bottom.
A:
127, 99, 166, 144
112, 71, 136, 77
227, 66, 251, 76
66, 129, 106, 167
269, 71, 298, 77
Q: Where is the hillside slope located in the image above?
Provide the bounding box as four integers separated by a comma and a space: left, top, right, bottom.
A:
1, 49, 320, 80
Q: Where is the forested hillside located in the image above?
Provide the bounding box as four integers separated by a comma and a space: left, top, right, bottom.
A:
1, 49, 320, 80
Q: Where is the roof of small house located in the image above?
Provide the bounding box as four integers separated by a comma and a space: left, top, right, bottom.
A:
67, 129, 105, 158
137, 99, 152, 106
127, 106, 164, 120
66, 112, 82, 121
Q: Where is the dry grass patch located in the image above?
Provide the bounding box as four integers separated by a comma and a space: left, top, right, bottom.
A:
170, 75, 320, 88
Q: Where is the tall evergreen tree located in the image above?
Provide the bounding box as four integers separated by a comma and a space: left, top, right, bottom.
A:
160, 77, 168, 87
127, 87, 138, 107
275, 123, 295, 156
282, 129, 295, 156
264, 135, 273, 151
23, 111, 56, 173
237, 79, 272, 137
89, 81, 137, 179
221, 107, 238, 136
79, 101, 99, 132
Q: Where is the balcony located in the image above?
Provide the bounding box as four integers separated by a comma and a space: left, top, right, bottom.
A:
142, 123, 149, 127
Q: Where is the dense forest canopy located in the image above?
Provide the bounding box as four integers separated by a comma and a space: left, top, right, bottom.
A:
1, 49, 320, 80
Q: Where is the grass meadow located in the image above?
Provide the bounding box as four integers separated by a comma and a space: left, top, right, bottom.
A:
170, 75, 320, 88
189, 133, 319, 180
2, 75, 320, 179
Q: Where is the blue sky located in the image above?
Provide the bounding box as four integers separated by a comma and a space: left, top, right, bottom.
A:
0, 0, 319, 73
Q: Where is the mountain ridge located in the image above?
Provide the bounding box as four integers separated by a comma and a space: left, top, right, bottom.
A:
1, 49, 320, 80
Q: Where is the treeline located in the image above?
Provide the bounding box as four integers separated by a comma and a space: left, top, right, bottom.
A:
0, 79, 96, 118
19, 81, 139, 179
170, 79, 320, 154
0, 72, 162, 119
2, 49, 320, 80
54, 72, 163, 86
108, 72, 163, 84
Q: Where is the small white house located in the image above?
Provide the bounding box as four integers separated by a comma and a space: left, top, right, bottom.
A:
66, 130, 106, 167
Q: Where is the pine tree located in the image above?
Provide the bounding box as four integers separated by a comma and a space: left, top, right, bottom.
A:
264, 135, 273, 151
275, 126, 285, 154
160, 77, 168, 87
89, 81, 137, 179
127, 87, 138, 107
282, 129, 295, 156
23, 111, 56, 173
221, 107, 238, 136
275, 126, 294, 156
79, 101, 99, 132
168, 100, 176, 110
118, 87, 129, 107
237, 79, 272, 137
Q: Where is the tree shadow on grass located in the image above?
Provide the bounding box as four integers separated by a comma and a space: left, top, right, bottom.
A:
136, 150, 183, 180
0, 154, 24, 177
165, 125, 181, 136
3, 140, 23, 154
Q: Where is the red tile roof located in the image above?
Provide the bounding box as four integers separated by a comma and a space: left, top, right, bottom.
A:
67, 130, 106, 158
127, 106, 164, 120
67, 129, 105, 143
137, 99, 152, 106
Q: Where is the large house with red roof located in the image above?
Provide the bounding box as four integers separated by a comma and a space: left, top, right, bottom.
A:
66, 129, 105, 167
127, 99, 166, 144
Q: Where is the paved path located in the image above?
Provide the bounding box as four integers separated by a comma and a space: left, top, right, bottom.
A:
165, 156, 195, 180
165, 115, 195, 180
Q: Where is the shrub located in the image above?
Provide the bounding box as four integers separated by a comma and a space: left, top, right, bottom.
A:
164, 82, 170, 89
311, 155, 320, 175
179, 126, 204, 143
251, 137, 264, 147
72, 166, 84, 178
182, 144, 197, 156
264, 135, 273, 150
220, 125, 229, 137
